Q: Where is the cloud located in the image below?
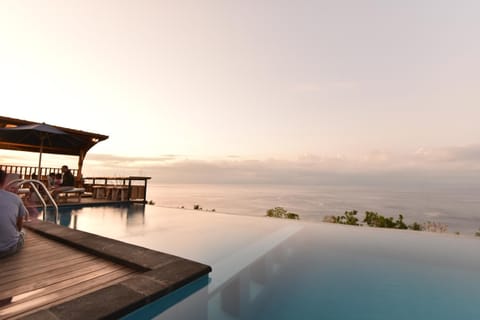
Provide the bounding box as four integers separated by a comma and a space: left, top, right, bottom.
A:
6, 146, 480, 186
86, 153, 179, 164
79, 146, 480, 186
414, 145, 480, 164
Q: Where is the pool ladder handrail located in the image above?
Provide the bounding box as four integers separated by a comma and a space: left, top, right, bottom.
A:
6, 178, 59, 224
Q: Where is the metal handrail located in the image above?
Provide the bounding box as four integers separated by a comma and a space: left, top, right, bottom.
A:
6, 178, 59, 223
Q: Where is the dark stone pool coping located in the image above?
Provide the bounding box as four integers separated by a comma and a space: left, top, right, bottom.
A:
21, 220, 212, 320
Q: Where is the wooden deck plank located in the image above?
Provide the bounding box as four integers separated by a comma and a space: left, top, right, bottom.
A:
15, 237, 49, 248
0, 257, 120, 294
23, 244, 87, 259
1, 240, 91, 267
0, 231, 139, 320
0, 232, 94, 277
0, 263, 123, 300
0, 232, 71, 265
0, 242, 54, 266
0, 256, 101, 287
3, 265, 132, 303
2, 268, 135, 320
0, 250, 91, 274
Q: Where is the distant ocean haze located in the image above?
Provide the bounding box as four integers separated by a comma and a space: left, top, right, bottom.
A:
147, 183, 480, 236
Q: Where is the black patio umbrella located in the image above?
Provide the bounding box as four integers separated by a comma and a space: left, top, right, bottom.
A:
0, 123, 84, 178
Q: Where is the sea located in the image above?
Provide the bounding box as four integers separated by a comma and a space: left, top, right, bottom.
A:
146, 183, 480, 236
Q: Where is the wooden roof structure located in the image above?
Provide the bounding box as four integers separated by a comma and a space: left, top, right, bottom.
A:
0, 116, 108, 156
0, 116, 108, 178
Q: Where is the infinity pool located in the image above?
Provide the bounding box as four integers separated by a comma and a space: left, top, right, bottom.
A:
45, 204, 480, 319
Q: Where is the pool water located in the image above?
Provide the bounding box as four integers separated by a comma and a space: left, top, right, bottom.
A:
45, 204, 480, 319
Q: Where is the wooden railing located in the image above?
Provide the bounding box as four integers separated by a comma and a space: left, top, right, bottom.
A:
83, 176, 151, 203
0, 164, 78, 178
1, 164, 151, 203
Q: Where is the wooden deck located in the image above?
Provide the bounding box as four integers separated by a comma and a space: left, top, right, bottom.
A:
0, 220, 211, 320
0, 232, 139, 320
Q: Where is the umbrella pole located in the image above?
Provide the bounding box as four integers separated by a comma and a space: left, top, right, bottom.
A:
37, 137, 44, 180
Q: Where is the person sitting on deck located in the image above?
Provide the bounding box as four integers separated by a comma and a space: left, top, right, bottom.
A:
54, 173, 62, 188
0, 169, 27, 259
51, 165, 75, 201
47, 172, 56, 189
61, 165, 75, 187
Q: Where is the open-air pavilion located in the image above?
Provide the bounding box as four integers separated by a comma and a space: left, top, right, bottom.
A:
0, 115, 150, 203
0, 115, 108, 180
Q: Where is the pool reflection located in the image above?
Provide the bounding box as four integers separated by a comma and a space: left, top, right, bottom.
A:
126, 204, 146, 225
42, 204, 146, 233
59, 207, 73, 227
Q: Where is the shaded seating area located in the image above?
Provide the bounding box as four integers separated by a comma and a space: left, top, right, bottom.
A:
0, 116, 108, 182
5, 173, 151, 208
1, 116, 151, 205
6, 178, 83, 206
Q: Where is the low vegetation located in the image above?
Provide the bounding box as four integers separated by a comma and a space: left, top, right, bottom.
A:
364, 211, 407, 229
408, 222, 422, 231
191, 204, 215, 212
266, 207, 300, 220
335, 210, 359, 226
422, 221, 448, 233
324, 210, 449, 234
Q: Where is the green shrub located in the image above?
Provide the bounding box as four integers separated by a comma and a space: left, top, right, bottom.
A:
266, 207, 287, 218
395, 214, 408, 229
335, 210, 359, 226
363, 211, 407, 229
408, 222, 423, 231
286, 212, 300, 220
322, 209, 453, 235
266, 207, 300, 220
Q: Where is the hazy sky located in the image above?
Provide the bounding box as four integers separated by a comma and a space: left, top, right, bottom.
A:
1, 1, 479, 183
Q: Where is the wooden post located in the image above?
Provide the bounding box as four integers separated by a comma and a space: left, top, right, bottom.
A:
128, 178, 132, 201
77, 150, 86, 185
143, 178, 148, 203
